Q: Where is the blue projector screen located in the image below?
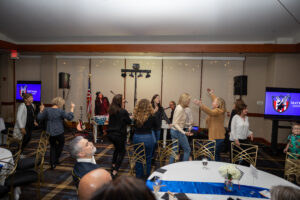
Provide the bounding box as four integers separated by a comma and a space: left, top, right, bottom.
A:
16, 81, 41, 102
264, 87, 300, 120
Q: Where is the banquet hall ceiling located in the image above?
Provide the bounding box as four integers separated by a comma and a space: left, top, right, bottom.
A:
0, 0, 300, 44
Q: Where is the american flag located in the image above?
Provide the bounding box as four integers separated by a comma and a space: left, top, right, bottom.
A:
86, 75, 92, 118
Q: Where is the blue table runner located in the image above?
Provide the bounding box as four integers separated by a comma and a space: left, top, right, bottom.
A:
146, 180, 269, 199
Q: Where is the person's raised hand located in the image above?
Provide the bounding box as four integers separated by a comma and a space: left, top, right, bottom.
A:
207, 88, 214, 94
70, 101, 75, 109
193, 99, 202, 106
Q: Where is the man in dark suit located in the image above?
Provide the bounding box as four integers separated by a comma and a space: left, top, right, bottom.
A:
69, 136, 99, 187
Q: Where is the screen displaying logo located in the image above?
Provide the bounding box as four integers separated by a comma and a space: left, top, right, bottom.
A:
19, 85, 28, 97
16, 83, 41, 102
272, 95, 290, 113
265, 91, 300, 117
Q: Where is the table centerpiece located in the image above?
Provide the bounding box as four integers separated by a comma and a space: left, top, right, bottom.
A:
218, 164, 241, 192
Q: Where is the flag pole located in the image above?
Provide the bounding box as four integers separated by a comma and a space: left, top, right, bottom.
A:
87, 58, 92, 121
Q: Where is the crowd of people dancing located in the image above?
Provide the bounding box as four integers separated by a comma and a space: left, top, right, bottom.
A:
96, 89, 255, 179
11, 89, 300, 200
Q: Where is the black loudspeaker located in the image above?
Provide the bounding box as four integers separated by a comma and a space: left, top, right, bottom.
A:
234, 75, 247, 95
59, 72, 70, 89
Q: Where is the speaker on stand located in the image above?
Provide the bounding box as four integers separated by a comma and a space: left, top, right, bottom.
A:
59, 72, 70, 110
234, 75, 247, 98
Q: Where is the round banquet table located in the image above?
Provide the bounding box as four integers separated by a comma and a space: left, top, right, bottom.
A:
0, 147, 21, 200
146, 161, 300, 200
0, 147, 13, 184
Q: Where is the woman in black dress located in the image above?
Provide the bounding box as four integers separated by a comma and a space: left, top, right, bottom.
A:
107, 94, 131, 178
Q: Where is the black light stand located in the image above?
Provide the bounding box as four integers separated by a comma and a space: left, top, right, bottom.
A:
121, 64, 151, 106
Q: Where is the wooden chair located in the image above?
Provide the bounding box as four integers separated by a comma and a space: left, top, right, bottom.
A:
284, 152, 300, 184
193, 139, 216, 161
35, 131, 50, 185
231, 142, 258, 167
72, 169, 81, 192
157, 139, 178, 166
127, 143, 146, 176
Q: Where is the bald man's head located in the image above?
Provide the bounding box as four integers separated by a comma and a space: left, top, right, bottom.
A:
78, 168, 112, 200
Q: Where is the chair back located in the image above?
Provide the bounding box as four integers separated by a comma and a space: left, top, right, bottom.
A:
231, 142, 258, 167
72, 169, 81, 190
284, 152, 300, 184
157, 139, 178, 166
127, 143, 146, 176
6, 128, 23, 154
35, 131, 50, 171
193, 139, 216, 161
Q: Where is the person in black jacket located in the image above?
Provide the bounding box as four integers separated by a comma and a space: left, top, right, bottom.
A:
133, 99, 158, 179
151, 94, 171, 164
107, 94, 131, 178
151, 94, 171, 142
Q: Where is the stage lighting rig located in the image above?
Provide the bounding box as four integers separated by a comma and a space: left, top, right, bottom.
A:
121, 64, 151, 106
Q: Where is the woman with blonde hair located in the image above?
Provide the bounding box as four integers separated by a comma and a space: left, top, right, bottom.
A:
133, 99, 157, 179
169, 93, 192, 163
194, 89, 226, 161
37, 97, 75, 169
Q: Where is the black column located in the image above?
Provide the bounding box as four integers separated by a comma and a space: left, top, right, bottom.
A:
271, 120, 278, 154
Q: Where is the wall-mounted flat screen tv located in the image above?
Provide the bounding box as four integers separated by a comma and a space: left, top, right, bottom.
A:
16, 81, 41, 102
264, 87, 300, 121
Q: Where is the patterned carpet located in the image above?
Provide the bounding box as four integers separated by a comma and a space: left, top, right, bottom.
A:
3, 129, 292, 200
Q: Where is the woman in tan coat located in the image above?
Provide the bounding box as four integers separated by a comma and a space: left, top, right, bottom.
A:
194, 89, 226, 161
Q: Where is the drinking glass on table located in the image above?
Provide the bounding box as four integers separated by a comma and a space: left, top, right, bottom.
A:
153, 176, 162, 197
202, 158, 208, 170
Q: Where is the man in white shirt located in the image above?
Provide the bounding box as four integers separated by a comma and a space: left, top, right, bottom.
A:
69, 136, 98, 187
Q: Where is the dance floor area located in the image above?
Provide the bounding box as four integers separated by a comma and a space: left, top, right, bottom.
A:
3, 129, 292, 200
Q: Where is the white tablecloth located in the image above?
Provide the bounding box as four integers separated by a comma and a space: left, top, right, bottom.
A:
0, 147, 21, 200
0, 147, 13, 185
148, 161, 300, 200
0, 118, 6, 145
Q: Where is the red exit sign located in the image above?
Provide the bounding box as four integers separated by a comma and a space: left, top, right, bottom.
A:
10, 50, 19, 59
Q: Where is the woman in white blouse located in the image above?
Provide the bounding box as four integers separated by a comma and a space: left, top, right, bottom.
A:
169, 93, 193, 163
230, 103, 254, 146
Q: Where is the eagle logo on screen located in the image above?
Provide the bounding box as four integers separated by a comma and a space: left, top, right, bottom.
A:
272, 95, 290, 113
19, 85, 27, 97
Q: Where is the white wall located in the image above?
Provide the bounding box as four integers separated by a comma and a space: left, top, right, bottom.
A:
91, 58, 124, 113
57, 58, 89, 121
162, 59, 202, 125
201, 60, 243, 127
